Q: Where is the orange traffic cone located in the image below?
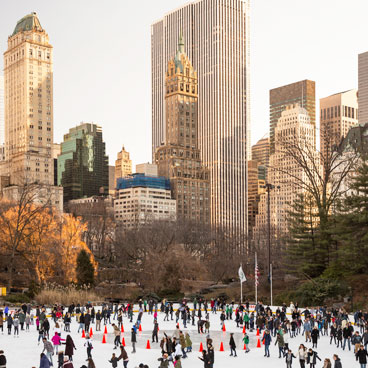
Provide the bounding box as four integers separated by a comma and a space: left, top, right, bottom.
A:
177, 323, 180, 329
89, 327, 93, 337
199, 342, 203, 352
122, 337, 126, 347
256, 338, 261, 348
256, 328, 260, 336
82, 330, 86, 338
219, 342, 224, 351
139, 324, 142, 332
243, 343, 247, 350
102, 334, 106, 344
146, 340, 151, 349
121, 324, 124, 333
104, 325, 107, 334
222, 323, 226, 332
242, 325, 245, 334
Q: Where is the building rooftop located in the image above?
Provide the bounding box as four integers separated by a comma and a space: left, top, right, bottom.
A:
12, 12, 43, 36
116, 173, 171, 191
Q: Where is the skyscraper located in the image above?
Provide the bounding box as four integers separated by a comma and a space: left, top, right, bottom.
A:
2, 13, 54, 185
358, 51, 368, 125
152, 0, 250, 240
254, 104, 318, 240
115, 146, 132, 181
155, 37, 210, 224
0, 75, 4, 145
320, 89, 358, 157
57, 123, 108, 202
270, 80, 315, 153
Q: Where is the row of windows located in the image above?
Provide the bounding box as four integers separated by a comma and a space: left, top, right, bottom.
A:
321, 105, 357, 120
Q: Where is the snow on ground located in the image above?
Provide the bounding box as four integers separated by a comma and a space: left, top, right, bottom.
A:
0, 305, 359, 367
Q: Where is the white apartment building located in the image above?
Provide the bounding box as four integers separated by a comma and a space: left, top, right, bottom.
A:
254, 104, 319, 239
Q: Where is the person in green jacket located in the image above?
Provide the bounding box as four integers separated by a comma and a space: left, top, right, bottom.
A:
185, 332, 192, 352
243, 312, 250, 330
243, 333, 250, 353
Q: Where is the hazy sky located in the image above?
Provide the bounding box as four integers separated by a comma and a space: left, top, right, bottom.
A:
1, 0, 367, 166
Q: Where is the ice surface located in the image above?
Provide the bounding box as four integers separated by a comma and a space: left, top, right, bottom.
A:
0, 305, 358, 367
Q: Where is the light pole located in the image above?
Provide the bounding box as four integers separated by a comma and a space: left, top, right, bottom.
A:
261, 183, 279, 306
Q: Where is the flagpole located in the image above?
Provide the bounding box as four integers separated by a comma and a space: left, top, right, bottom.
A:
240, 263, 243, 304
255, 252, 258, 305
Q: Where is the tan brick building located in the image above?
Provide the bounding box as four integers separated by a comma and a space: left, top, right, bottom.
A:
155, 37, 210, 224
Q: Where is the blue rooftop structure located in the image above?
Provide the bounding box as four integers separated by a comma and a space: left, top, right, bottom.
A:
116, 173, 171, 191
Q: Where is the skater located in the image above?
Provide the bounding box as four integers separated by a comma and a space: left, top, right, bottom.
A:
311, 326, 319, 348
112, 324, 121, 349
356, 344, 368, 368
84, 334, 93, 360
51, 332, 65, 354
243, 332, 250, 353
323, 358, 332, 368
109, 353, 118, 368
297, 344, 307, 368
185, 332, 193, 353
275, 331, 285, 358
131, 327, 137, 353
262, 329, 272, 358
40, 353, 51, 368
65, 335, 76, 362
307, 348, 321, 368
284, 349, 296, 368
333, 354, 342, 368
158, 353, 170, 368
62, 356, 74, 368
174, 355, 182, 368
42, 337, 54, 366
152, 321, 159, 343
118, 345, 129, 368
0, 350, 6, 368
199, 349, 211, 368
229, 333, 237, 357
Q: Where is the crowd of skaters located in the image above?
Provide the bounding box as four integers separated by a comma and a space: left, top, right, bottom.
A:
0, 298, 367, 367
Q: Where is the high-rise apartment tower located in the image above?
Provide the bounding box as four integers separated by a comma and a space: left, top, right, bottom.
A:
3, 13, 54, 185
152, 0, 250, 241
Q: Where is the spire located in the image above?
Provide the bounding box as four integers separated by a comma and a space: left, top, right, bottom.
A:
178, 33, 185, 54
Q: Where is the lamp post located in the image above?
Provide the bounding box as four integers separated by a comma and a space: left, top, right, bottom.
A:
261, 183, 279, 306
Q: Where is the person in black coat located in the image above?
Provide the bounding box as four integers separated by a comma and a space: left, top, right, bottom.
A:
356, 345, 368, 365
311, 327, 319, 348
229, 333, 237, 357
199, 350, 211, 368
131, 327, 137, 353
333, 354, 342, 368
307, 349, 321, 368
330, 324, 337, 345
0, 350, 6, 367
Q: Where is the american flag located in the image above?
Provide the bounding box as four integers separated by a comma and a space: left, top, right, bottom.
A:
255, 261, 260, 286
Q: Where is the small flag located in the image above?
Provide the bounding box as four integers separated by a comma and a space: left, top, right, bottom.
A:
238, 266, 246, 283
